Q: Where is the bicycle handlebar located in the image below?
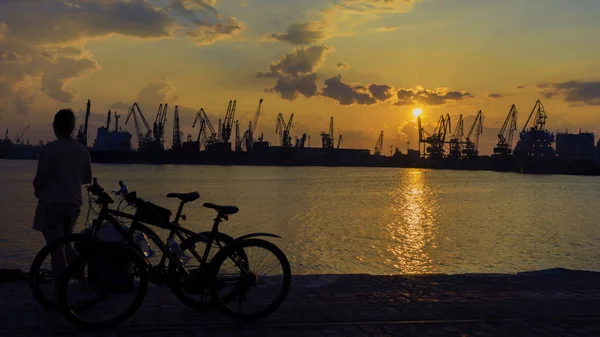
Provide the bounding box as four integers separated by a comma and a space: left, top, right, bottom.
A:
86, 182, 114, 205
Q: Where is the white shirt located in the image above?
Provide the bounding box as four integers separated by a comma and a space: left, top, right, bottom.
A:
33, 139, 92, 207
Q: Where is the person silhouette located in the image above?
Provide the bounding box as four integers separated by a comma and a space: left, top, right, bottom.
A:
33, 108, 92, 295
113, 181, 128, 196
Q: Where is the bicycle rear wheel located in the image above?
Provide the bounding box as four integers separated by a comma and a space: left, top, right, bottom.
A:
28, 233, 96, 311
56, 242, 149, 329
168, 231, 238, 309
209, 238, 291, 321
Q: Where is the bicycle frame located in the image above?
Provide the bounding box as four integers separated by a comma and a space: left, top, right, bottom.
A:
89, 194, 217, 278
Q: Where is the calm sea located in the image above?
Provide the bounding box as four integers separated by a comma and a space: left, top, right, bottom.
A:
2, 159, 600, 275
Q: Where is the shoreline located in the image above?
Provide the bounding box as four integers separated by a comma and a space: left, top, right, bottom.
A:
4, 268, 600, 335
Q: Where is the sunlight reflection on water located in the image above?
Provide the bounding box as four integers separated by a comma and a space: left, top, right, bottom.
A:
2, 160, 600, 275
386, 170, 437, 274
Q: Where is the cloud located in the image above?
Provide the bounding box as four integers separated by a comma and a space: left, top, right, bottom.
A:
257, 44, 333, 78
539, 80, 600, 106
369, 84, 394, 101
136, 77, 180, 105
182, 17, 244, 45
321, 74, 377, 105
370, 26, 398, 33
257, 44, 333, 100
0, 37, 99, 114
395, 86, 473, 106
0, 0, 244, 117
336, 61, 349, 69
265, 73, 319, 101
167, 0, 245, 45
0, 22, 7, 41
267, 22, 325, 45
488, 93, 503, 99
257, 46, 472, 106
13, 88, 38, 115
337, 0, 420, 13
516, 84, 526, 89
0, 1, 173, 46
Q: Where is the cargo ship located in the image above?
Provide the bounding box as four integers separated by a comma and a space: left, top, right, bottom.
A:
513, 100, 600, 175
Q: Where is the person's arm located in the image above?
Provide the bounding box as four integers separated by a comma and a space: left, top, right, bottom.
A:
33, 149, 49, 198
82, 150, 92, 185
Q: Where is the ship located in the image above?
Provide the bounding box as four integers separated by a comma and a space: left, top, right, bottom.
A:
513, 100, 600, 175
0, 125, 43, 160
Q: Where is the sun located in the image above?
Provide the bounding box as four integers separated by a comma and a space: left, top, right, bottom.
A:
412, 108, 423, 118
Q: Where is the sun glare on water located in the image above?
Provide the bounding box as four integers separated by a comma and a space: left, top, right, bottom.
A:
412, 108, 423, 118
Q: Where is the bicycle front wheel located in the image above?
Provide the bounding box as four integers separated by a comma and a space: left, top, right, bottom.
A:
29, 233, 96, 311
209, 238, 291, 321
56, 242, 149, 329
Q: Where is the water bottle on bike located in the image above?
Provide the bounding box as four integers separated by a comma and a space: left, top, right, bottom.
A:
133, 231, 154, 258
167, 238, 190, 265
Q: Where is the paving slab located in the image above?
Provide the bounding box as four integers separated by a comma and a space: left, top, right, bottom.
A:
1, 269, 600, 336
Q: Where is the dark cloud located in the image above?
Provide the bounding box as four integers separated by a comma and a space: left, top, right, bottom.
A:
488, 93, 503, 98
369, 84, 394, 101
0, 1, 173, 45
540, 80, 600, 105
322, 75, 376, 105
257, 45, 332, 101
394, 86, 473, 106
265, 74, 319, 101
267, 23, 325, 45
516, 84, 526, 89
336, 61, 349, 69
320, 75, 394, 105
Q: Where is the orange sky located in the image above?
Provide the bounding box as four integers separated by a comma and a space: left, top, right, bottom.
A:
1, 0, 600, 154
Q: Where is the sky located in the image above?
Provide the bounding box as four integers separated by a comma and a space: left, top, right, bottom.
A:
1, 0, 600, 154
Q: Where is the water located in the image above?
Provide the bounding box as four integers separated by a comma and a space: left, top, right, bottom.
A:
2, 159, 600, 275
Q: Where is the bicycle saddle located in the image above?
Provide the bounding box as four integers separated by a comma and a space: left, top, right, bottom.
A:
203, 203, 239, 215
166, 191, 200, 203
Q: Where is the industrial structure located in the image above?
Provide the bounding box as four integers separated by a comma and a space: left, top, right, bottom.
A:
3, 96, 600, 175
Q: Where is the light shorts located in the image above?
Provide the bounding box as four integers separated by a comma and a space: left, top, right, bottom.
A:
32, 202, 81, 234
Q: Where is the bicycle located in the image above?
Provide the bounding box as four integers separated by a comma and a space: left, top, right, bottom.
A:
29, 182, 235, 312
56, 184, 292, 328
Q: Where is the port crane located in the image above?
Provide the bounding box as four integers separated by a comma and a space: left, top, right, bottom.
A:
235, 120, 242, 152
418, 114, 451, 159
295, 134, 307, 147
114, 112, 120, 132
494, 105, 518, 156
15, 124, 30, 144
448, 114, 464, 158
462, 110, 484, 158
125, 102, 154, 149
374, 131, 384, 155
337, 134, 343, 149
76, 99, 91, 147
189, 108, 214, 150
172, 105, 181, 150
221, 100, 236, 146
153, 103, 168, 149
321, 117, 335, 149
521, 99, 547, 133
243, 98, 263, 151
276, 113, 294, 147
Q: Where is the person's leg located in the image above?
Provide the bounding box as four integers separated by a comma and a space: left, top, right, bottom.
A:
63, 206, 81, 265
42, 227, 66, 296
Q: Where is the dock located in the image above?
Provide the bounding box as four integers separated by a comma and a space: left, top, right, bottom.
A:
2, 268, 600, 336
